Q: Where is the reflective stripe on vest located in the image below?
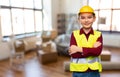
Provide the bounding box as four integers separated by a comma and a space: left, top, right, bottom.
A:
71, 57, 100, 64
70, 30, 102, 72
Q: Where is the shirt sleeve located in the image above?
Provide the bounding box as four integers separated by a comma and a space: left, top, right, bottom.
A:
70, 33, 84, 58
82, 34, 103, 57
70, 33, 77, 46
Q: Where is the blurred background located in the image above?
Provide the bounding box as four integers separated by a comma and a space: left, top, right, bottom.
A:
0, 0, 120, 77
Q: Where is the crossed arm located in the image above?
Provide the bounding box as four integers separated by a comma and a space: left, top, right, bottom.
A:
69, 41, 102, 55
69, 33, 103, 58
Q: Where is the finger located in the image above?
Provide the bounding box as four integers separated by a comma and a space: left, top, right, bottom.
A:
69, 49, 71, 53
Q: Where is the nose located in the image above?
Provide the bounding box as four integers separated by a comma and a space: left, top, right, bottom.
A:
85, 18, 88, 22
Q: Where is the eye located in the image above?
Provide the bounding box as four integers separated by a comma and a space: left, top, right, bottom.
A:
88, 16, 93, 19
80, 16, 85, 19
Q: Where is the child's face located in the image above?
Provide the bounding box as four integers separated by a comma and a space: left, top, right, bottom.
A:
78, 13, 96, 29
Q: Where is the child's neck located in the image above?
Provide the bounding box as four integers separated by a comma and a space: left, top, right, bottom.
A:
83, 28, 91, 34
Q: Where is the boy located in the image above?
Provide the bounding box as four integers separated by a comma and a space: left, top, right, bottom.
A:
69, 5, 103, 77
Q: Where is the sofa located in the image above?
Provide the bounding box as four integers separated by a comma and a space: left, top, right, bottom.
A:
55, 34, 70, 56
14, 36, 39, 52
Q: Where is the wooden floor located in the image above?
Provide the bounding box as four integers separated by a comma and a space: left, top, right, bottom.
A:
0, 46, 120, 77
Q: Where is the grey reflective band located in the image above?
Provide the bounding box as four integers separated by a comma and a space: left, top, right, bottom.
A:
71, 57, 100, 63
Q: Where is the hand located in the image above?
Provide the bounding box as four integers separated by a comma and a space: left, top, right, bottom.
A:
69, 45, 82, 54
93, 41, 101, 48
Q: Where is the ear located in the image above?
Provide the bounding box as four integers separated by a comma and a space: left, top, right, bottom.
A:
77, 18, 81, 24
93, 16, 96, 22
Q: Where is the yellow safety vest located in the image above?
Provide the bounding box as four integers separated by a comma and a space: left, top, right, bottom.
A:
70, 30, 102, 72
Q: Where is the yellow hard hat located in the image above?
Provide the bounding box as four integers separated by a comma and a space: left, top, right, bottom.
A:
79, 5, 95, 14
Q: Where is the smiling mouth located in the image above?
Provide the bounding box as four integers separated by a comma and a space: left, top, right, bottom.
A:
84, 24, 90, 26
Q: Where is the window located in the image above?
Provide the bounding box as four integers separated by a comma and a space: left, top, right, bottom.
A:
112, 10, 120, 31
11, 9, 24, 34
99, 0, 112, 9
98, 10, 111, 31
0, 0, 10, 6
35, 11, 43, 31
1, 9, 12, 36
34, 0, 42, 9
23, 0, 34, 8
0, 0, 44, 38
24, 10, 34, 33
89, 0, 120, 32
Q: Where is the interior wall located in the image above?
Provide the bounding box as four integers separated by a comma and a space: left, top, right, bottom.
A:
0, 16, 2, 42
60, 0, 87, 14
43, 0, 52, 30
51, 0, 61, 29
